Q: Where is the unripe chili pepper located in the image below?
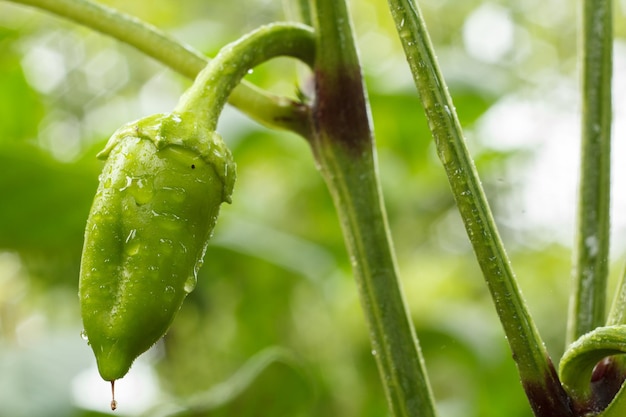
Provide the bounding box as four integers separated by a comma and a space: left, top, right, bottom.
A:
78, 24, 315, 409
79, 113, 235, 382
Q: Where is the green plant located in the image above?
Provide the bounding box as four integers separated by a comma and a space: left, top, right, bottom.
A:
1, 0, 623, 416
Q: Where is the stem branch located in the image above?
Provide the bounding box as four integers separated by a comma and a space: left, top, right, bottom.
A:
386, 0, 574, 415
567, 0, 613, 344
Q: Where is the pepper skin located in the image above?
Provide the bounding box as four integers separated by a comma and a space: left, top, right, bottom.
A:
79, 113, 235, 381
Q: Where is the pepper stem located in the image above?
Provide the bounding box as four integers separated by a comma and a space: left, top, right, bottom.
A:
173, 23, 316, 134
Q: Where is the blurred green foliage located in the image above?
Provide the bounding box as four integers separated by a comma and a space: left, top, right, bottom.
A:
1, 1, 624, 416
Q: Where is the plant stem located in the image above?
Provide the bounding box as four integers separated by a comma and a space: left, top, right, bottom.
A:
6, 0, 314, 137
567, 0, 613, 345
148, 23, 313, 198
386, 0, 574, 416
174, 23, 315, 132
309, 0, 437, 416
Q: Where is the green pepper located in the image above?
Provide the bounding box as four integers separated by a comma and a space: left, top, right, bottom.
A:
78, 24, 315, 405
79, 113, 235, 382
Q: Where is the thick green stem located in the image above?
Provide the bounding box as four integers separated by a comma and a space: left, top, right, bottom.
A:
567, 0, 613, 345
5, 0, 314, 137
386, 1, 574, 416
309, 1, 437, 416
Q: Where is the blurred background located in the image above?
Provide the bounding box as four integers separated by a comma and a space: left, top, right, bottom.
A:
2, 0, 626, 416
